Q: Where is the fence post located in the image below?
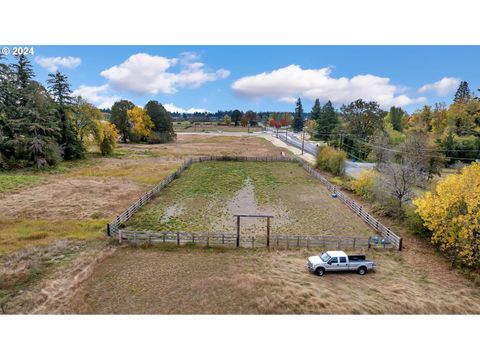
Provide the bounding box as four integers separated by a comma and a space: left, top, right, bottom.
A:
222, 233, 225, 245
177, 231, 180, 246
368, 237, 371, 251
353, 238, 356, 249
148, 231, 152, 246
192, 233, 195, 244
252, 237, 254, 249
118, 230, 122, 244
398, 237, 403, 251
207, 233, 210, 247
163, 233, 166, 243
297, 235, 300, 247
107, 223, 111, 237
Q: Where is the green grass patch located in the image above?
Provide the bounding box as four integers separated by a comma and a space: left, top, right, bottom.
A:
0, 174, 43, 193
0, 218, 108, 255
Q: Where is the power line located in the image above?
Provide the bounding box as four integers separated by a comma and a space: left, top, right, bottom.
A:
314, 131, 480, 161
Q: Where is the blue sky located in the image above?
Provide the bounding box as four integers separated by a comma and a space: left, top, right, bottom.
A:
5, 46, 480, 113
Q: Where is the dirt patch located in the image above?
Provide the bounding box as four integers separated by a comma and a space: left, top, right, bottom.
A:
70, 246, 480, 314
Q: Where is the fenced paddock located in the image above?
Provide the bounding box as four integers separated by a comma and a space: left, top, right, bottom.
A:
117, 230, 389, 250
107, 155, 402, 250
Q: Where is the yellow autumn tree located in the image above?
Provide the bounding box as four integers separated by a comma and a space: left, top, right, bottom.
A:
127, 106, 154, 141
95, 121, 119, 155
413, 162, 480, 267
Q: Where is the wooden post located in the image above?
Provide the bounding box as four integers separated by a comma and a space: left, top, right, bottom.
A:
368, 237, 371, 251
353, 238, 356, 249
222, 233, 225, 245
236, 216, 240, 248
297, 235, 300, 247
398, 237, 403, 251
177, 231, 180, 246
266, 217, 270, 248
148, 232, 152, 246
118, 230, 122, 244
107, 223, 111, 237
192, 234, 195, 244
252, 237, 254, 248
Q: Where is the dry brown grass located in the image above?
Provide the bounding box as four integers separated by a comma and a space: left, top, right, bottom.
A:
68, 246, 480, 314
0, 135, 282, 255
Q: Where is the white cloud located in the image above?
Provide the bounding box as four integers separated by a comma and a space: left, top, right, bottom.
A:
231, 64, 426, 108
417, 77, 461, 96
164, 103, 210, 114
101, 52, 230, 95
72, 84, 120, 109
35, 56, 81, 72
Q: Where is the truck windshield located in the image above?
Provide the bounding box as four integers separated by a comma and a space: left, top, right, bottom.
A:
320, 253, 331, 262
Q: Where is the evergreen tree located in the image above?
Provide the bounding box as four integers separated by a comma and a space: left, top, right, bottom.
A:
388, 106, 405, 132
110, 100, 135, 142
144, 100, 176, 143
310, 99, 322, 121
453, 81, 471, 103
316, 101, 338, 140
293, 98, 304, 132
47, 71, 85, 160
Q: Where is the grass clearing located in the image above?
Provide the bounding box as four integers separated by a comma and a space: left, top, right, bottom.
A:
70, 246, 480, 314
124, 161, 375, 237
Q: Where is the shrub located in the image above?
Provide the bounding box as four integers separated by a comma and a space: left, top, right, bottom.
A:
404, 206, 431, 239
97, 121, 119, 156
316, 145, 346, 177
350, 169, 376, 201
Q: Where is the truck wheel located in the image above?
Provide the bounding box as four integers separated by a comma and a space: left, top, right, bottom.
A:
357, 266, 367, 275
315, 267, 325, 276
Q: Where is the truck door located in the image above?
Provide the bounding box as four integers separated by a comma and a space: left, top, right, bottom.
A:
339, 256, 348, 271
328, 257, 340, 271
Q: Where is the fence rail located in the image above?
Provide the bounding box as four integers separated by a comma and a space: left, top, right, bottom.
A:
107, 155, 402, 250
118, 230, 389, 249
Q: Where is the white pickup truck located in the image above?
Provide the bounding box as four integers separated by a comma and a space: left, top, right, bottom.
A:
307, 250, 375, 276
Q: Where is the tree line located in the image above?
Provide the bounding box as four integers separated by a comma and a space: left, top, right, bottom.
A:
0, 55, 176, 169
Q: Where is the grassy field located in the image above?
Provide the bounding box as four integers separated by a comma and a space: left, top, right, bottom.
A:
68, 246, 480, 314
124, 161, 375, 238
0, 135, 283, 255
2, 133, 480, 314
174, 123, 262, 133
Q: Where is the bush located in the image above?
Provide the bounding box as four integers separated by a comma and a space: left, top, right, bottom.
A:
96, 121, 119, 156
350, 169, 376, 201
147, 131, 177, 144
316, 145, 346, 177
404, 206, 431, 239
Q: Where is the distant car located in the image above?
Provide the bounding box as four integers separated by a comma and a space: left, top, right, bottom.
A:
306, 250, 376, 276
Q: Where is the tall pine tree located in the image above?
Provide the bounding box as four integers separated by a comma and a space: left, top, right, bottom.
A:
453, 81, 471, 103
293, 98, 304, 132
316, 101, 338, 140
47, 71, 85, 160
2, 55, 61, 168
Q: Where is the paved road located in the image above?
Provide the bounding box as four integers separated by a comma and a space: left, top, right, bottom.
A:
264, 128, 376, 178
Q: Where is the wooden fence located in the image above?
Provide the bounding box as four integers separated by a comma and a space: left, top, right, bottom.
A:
117, 230, 390, 250
107, 155, 402, 250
